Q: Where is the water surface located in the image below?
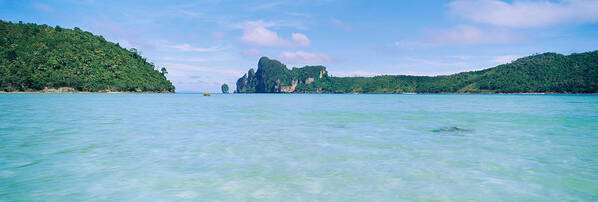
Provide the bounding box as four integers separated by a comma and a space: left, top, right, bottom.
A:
1, 94, 597, 201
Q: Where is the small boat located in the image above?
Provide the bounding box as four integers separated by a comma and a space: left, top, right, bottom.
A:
203, 93, 211, 96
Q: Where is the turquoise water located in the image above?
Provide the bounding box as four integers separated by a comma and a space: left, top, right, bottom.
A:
1, 94, 597, 201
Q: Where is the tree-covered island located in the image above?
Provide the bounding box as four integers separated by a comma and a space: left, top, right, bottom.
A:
0, 21, 175, 93
237, 52, 598, 94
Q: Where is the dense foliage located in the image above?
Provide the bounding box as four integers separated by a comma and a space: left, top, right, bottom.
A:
0, 21, 175, 92
237, 52, 598, 93
237, 57, 327, 93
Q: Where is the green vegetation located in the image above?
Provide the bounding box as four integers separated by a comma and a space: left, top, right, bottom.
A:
237, 57, 327, 93
221, 83, 229, 93
0, 20, 175, 92
237, 52, 598, 93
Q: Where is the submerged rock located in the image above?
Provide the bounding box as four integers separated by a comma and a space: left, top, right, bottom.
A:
432, 126, 472, 133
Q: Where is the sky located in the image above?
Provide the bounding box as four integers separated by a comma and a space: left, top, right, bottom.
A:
2, 0, 598, 92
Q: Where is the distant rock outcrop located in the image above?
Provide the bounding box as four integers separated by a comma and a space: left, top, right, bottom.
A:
236, 57, 328, 93
221, 83, 229, 93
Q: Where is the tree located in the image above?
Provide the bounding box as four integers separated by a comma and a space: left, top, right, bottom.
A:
160, 67, 168, 76
221, 83, 229, 93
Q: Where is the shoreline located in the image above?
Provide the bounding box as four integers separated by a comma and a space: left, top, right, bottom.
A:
0, 91, 174, 94
2, 91, 595, 95
233, 92, 597, 95
1, 86, 174, 94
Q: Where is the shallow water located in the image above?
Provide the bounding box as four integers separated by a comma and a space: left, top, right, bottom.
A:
0, 94, 597, 201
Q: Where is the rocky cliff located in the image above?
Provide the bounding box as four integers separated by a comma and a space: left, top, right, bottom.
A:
236, 57, 328, 93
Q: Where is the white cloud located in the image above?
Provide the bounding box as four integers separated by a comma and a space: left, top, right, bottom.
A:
241, 26, 291, 47
429, 25, 519, 45
167, 44, 224, 52
236, 20, 311, 47
278, 51, 331, 64
291, 33, 310, 47
448, 0, 598, 27
491, 55, 521, 64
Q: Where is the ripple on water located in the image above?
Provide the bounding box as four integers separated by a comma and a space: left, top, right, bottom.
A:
0, 94, 597, 201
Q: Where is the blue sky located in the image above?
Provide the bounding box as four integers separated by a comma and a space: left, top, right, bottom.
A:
2, 0, 598, 92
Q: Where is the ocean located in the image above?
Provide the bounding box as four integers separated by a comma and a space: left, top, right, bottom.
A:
1, 93, 597, 201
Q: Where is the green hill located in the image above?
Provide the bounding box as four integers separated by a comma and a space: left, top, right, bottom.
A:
237, 52, 598, 93
0, 21, 174, 92
236, 57, 327, 93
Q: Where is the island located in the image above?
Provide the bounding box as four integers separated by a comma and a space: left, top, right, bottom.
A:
0, 21, 175, 93
221, 83, 229, 93
236, 52, 598, 94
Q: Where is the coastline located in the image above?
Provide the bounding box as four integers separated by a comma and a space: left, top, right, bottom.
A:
0, 87, 174, 94
233, 92, 597, 95
2, 90, 594, 95
0, 91, 174, 94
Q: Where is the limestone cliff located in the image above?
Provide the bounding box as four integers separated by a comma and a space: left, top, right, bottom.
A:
236, 57, 328, 93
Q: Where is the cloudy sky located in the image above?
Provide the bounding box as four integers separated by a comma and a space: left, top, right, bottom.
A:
2, 0, 598, 92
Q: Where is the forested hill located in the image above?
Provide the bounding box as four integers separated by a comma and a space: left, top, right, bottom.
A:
236, 51, 598, 93
0, 21, 175, 92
